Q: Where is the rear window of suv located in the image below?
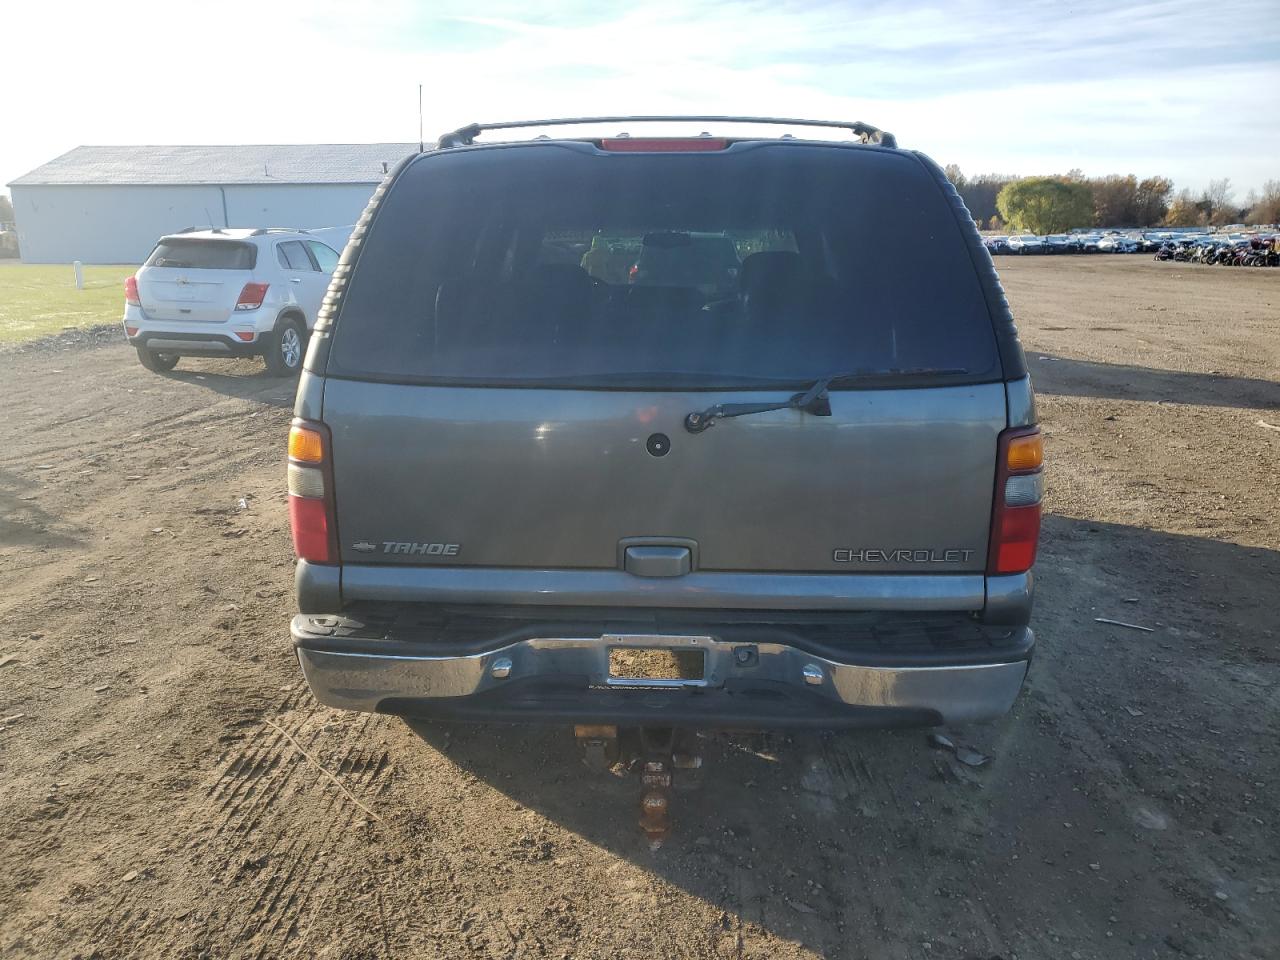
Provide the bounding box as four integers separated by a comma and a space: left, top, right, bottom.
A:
329, 142, 1000, 388
146, 239, 256, 270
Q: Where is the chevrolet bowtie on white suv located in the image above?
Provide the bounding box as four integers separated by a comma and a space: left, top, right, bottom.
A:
123, 228, 341, 375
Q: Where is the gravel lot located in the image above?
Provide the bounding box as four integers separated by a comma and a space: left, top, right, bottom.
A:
1, 256, 1277, 960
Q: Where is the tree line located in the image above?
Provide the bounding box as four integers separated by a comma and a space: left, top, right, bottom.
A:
0, 194, 17, 258
943, 165, 1280, 235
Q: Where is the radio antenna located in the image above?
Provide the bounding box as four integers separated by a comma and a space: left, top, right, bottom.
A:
418, 84, 424, 153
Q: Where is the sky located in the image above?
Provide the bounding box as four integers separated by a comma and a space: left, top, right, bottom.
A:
5, 0, 1278, 198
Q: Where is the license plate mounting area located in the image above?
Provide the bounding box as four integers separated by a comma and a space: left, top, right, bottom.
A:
604, 635, 709, 688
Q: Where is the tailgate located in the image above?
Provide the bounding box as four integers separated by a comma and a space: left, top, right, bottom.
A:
138, 268, 242, 323
138, 237, 257, 323
324, 379, 1003, 574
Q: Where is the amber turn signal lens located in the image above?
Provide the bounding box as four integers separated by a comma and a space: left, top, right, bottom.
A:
1007, 432, 1043, 471
288, 425, 325, 463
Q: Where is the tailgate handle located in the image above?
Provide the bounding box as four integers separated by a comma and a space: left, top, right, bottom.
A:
624, 545, 691, 578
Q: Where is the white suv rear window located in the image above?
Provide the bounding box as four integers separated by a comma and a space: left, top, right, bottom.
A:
146, 239, 256, 270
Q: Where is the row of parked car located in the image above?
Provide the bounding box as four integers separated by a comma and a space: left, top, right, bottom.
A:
986, 232, 1158, 255
983, 229, 1278, 259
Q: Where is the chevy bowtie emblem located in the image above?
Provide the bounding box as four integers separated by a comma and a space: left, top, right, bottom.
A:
352, 541, 377, 553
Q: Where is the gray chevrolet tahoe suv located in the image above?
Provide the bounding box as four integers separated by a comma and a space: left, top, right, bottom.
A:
287, 117, 1042, 731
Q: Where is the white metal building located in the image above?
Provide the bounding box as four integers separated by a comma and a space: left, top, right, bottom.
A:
7, 143, 415, 263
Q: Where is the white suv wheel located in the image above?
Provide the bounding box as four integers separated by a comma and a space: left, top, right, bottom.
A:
266, 320, 305, 376
280, 326, 303, 368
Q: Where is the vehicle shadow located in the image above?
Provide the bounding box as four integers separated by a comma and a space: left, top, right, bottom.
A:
397, 514, 1280, 957
1028, 354, 1280, 410
0, 466, 82, 549
405, 717, 940, 954
164, 363, 297, 410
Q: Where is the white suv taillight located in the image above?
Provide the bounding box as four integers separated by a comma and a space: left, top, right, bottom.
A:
287, 420, 337, 564
125, 275, 140, 306
987, 427, 1043, 575
236, 282, 269, 311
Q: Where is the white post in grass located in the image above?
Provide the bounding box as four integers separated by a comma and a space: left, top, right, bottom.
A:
73, 260, 83, 289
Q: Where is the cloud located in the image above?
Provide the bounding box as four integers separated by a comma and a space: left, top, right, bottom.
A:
5, 0, 1277, 193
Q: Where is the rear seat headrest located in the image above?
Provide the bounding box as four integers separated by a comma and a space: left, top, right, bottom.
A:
738, 251, 805, 294
527, 263, 592, 288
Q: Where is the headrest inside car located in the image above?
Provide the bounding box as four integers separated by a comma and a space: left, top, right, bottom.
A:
738, 251, 805, 294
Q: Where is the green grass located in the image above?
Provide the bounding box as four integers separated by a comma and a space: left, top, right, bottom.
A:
0, 263, 136, 343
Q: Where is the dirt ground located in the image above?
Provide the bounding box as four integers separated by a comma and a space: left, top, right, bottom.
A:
1, 256, 1277, 960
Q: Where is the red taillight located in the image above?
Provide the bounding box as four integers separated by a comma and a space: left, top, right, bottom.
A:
125, 276, 140, 306
234, 331, 256, 342
289, 495, 333, 563
988, 427, 1044, 575
600, 138, 728, 152
236, 282, 269, 311
287, 420, 337, 564
990, 504, 1041, 574
628, 264, 639, 283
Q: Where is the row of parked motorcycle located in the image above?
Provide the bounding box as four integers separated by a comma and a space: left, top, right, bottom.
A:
1153, 237, 1279, 267
984, 230, 1279, 265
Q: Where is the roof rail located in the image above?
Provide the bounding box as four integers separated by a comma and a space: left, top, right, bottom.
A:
248, 227, 310, 236
436, 116, 897, 150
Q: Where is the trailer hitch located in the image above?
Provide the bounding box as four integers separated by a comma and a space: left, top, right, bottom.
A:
574, 725, 703, 850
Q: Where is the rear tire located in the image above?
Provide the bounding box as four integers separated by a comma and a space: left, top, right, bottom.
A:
265, 318, 305, 377
136, 347, 179, 372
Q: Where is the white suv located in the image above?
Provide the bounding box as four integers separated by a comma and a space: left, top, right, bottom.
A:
122, 228, 341, 375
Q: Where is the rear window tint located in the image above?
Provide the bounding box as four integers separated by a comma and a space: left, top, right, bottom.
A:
329, 143, 1000, 388
146, 239, 256, 270
308, 240, 340, 273
277, 240, 315, 271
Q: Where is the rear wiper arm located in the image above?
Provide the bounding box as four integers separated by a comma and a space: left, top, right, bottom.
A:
683, 368, 967, 434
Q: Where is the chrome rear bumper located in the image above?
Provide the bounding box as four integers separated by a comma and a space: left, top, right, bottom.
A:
294, 625, 1030, 727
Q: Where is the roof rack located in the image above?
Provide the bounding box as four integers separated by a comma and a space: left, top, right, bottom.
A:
436, 116, 897, 150
248, 227, 311, 236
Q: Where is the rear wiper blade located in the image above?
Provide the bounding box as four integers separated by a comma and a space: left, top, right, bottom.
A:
683, 368, 968, 434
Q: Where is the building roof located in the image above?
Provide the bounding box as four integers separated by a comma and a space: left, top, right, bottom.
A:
8, 143, 417, 187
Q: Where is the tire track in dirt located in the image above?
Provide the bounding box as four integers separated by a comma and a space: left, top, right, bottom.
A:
810, 734, 941, 960
0, 390, 287, 473
205, 686, 312, 806
212, 711, 389, 952
241, 758, 387, 959
226, 721, 393, 958
206, 707, 365, 844
213, 713, 367, 862
86, 701, 396, 959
